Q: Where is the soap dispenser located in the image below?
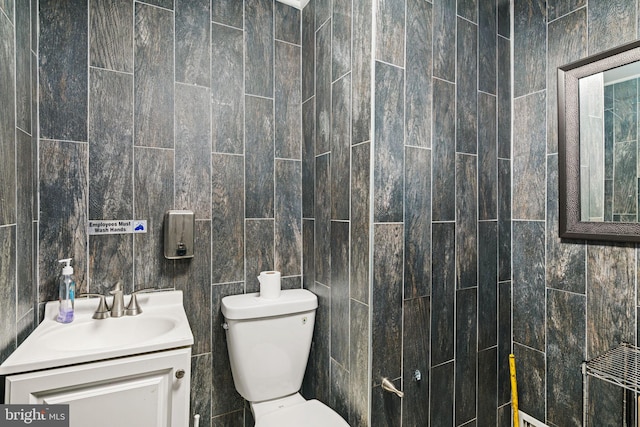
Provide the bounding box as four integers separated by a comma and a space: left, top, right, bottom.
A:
57, 258, 76, 323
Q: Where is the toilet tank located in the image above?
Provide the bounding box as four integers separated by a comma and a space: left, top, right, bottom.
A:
221, 289, 318, 403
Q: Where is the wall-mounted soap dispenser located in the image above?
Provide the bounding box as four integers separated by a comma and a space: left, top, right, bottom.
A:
164, 210, 195, 259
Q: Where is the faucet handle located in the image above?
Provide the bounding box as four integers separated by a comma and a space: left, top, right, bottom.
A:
77, 293, 110, 319
109, 281, 123, 295
124, 287, 157, 316
109, 281, 125, 317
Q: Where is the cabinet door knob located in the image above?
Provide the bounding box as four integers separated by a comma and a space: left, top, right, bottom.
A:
176, 369, 186, 379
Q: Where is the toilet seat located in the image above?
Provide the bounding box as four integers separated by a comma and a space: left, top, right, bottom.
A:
256, 399, 349, 427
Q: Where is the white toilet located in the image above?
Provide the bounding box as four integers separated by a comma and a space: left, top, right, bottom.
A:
221, 289, 350, 427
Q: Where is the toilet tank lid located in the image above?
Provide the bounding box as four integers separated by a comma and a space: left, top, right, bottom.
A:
222, 289, 318, 320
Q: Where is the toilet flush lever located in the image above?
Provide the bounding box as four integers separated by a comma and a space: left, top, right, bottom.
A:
381, 377, 404, 398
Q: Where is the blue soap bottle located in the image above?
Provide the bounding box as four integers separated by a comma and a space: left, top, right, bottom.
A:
57, 258, 76, 323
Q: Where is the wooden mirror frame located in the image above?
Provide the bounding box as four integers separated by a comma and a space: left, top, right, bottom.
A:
558, 39, 640, 242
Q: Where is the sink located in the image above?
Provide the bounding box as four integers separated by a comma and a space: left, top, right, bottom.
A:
38, 316, 178, 352
0, 290, 193, 375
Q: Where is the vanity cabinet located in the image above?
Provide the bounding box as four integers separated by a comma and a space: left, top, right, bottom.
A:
4, 347, 191, 427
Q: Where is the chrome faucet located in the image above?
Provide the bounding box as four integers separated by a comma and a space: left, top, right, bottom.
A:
109, 281, 125, 318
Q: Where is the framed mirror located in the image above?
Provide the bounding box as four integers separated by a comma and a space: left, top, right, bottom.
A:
558, 39, 640, 242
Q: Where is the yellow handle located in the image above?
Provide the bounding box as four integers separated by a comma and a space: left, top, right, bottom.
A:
509, 354, 520, 427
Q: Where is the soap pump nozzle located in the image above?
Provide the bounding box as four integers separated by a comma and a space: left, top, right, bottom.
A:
58, 258, 73, 275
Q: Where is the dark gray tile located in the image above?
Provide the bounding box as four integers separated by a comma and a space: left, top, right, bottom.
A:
513, 0, 546, 97
212, 154, 245, 284
175, 0, 210, 87
588, 0, 635, 54
211, 282, 245, 416
375, 0, 404, 66
332, 0, 351, 80
513, 91, 546, 220
587, 243, 635, 358
280, 275, 301, 290
477, 347, 497, 427
330, 358, 350, 422
190, 353, 212, 427
548, 0, 585, 21
431, 222, 455, 366
433, 0, 456, 82
513, 221, 545, 351
275, 41, 301, 160
547, 9, 587, 154
497, 404, 511, 427
304, 282, 330, 402
372, 224, 403, 383
212, 23, 244, 155
0, 226, 16, 364
456, 153, 477, 289
497, 36, 511, 159
212, 0, 243, 28
133, 147, 174, 290
331, 74, 351, 220
275, 160, 302, 275
39, 140, 89, 299
245, 0, 273, 98
275, 1, 300, 45
303, 219, 314, 289
497, 280, 511, 406
513, 343, 545, 422
402, 296, 430, 427
352, 0, 372, 145
302, 98, 315, 218
498, 159, 511, 281
497, 0, 509, 37
455, 287, 477, 426
587, 376, 625, 426
406, 0, 432, 149
39, 0, 88, 142
458, 0, 477, 22
89, 68, 133, 220
404, 146, 431, 299
138, 0, 172, 9
175, 221, 211, 355
546, 154, 586, 294
432, 79, 456, 221
0, 11, 14, 226
331, 221, 349, 366
175, 83, 211, 219
245, 219, 274, 294
547, 289, 585, 427
16, 148, 33, 317
430, 361, 454, 426
315, 21, 331, 155
613, 141, 637, 216
302, 1, 315, 101
315, 153, 330, 285
351, 142, 370, 304
374, 61, 404, 223
349, 299, 369, 426
478, 221, 497, 351
245, 95, 274, 219
90, 0, 133, 72
0, 0, 13, 23
371, 383, 401, 427
134, 2, 174, 148
456, 17, 478, 154
479, 92, 497, 220
315, 0, 331, 29
478, 0, 496, 94
15, 0, 30, 133
89, 234, 133, 295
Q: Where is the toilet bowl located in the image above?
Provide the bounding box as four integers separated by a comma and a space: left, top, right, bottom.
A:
221, 289, 349, 426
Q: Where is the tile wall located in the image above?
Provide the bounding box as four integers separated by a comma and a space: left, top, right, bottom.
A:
513, 0, 640, 426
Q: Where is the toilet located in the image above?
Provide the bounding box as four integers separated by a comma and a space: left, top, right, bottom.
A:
221, 289, 350, 427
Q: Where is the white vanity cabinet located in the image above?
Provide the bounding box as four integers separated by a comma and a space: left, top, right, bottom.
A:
4, 347, 191, 427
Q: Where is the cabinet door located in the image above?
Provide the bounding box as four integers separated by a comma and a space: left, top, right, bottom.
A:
6, 348, 191, 427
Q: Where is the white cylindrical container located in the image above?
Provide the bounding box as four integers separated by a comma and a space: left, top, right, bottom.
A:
257, 270, 281, 299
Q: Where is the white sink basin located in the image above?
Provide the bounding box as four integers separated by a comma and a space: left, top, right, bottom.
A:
0, 290, 193, 375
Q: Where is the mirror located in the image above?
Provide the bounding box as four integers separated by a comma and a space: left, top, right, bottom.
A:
558, 39, 640, 242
